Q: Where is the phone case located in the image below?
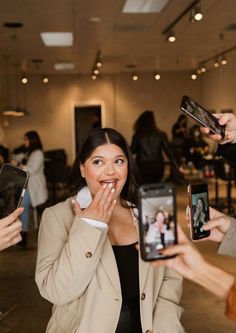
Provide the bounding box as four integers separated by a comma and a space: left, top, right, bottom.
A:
138, 183, 177, 261
180, 95, 225, 138
0, 163, 30, 218
188, 183, 210, 241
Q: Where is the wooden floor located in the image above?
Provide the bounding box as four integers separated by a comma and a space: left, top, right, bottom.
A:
0, 179, 236, 332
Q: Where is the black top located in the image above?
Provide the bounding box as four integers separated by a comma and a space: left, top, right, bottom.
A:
112, 242, 139, 305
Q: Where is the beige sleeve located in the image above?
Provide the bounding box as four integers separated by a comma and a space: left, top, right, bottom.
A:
35, 206, 108, 305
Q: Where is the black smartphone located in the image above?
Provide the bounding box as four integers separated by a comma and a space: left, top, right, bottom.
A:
138, 183, 177, 261
187, 183, 210, 241
0, 163, 30, 219
180, 95, 225, 139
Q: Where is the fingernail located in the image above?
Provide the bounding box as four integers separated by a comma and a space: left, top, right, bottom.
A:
108, 183, 113, 188
103, 183, 107, 188
71, 198, 76, 204
111, 188, 115, 193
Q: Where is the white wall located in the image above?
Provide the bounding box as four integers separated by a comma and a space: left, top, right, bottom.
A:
2, 71, 200, 165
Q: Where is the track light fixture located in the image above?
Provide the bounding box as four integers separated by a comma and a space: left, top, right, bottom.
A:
132, 73, 138, 81
91, 50, 102, 79
221, 55, 227, 65
196, 45, 236, 73
214, 58, 219, 68
191, 73, 197, 80
154, 73, 161, 80
166, 30, 176, 43
21, 75, 28, 84
200, 65, 206, 73
42, 76, 49, 83
193, 5, 203, 21
162, 0, 202, 43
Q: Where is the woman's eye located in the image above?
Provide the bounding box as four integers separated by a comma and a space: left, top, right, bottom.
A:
92, 159, 103, 166
115, 158, 125, 165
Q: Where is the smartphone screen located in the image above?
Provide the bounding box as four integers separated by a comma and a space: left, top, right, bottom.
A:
138, 183, 177, 261
188, 183, 210, 241
180, 95, 225, 138
0, 163, 29, 219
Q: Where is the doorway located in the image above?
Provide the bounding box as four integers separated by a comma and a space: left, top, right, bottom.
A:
74, 105, 102, 154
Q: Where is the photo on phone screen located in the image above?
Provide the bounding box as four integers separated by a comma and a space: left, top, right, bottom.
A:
138, 183, 177, 261
188, 183, 210, 241
0, 163, 29, 219
180, 95, 225, 138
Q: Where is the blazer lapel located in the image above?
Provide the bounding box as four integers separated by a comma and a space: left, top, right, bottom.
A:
100, 237, 121, 296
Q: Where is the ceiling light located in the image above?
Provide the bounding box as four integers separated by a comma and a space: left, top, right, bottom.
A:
132, 74, 138, 81
40, 32, 73, 47
89, 17, 102, 22
93, 68, 100, 75
193, 5, 203, 21
3, 107, 27, 117
191, 73, 197, 80
221, 55, 227, 65
154, 73, 161, 80
122, 0, 170, 13
96, 61, 102, 68
91, 75, 97, 80
54, 63, 75, 70
214, 58, 219, 68
21, 76, 28, 84
42, 76, 49, 84
197, 68, 202, 74
166, 30, 176, 43
200, 65, 206, 73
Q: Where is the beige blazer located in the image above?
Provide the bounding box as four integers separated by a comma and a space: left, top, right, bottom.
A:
218, 217, 236, 257
35, 198, 184, 333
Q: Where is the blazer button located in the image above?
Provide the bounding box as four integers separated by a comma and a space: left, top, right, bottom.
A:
85, 252, 92, 258
141, 293, 146, 300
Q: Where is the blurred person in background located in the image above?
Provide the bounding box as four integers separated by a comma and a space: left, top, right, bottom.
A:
0, 145, 9, 167
131, 110, 180, 184
15, 131, 48, 247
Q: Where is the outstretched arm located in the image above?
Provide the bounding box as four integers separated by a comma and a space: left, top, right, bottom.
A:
152, 226, 235, 301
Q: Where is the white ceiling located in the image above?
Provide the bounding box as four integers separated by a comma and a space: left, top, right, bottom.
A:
0, 0, 236, 75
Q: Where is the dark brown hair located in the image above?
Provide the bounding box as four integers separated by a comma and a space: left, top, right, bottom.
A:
68, 127, 139, 206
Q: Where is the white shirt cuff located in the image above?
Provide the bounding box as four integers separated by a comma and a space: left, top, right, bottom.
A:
81, 218, 108, 230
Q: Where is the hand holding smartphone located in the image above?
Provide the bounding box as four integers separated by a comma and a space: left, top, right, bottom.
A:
187, 183, 210, 241
0, 163, 29, 219
180, 95, 226, 139
138, 183, 177, 261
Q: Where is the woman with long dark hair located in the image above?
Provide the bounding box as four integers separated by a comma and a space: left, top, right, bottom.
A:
20, 131, 48, 246
131, 110, 179, 184
35, 127, 184, 333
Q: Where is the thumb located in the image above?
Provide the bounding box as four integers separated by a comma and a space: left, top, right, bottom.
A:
71, 198, 81, 216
